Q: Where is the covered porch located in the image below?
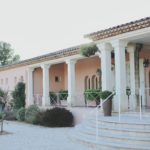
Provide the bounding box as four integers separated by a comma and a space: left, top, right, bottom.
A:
26, 54, 102, 108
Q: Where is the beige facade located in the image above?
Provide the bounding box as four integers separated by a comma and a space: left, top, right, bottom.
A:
0, 17, 150, 112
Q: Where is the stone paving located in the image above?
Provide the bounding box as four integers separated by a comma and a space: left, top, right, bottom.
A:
0, 121, 96, 150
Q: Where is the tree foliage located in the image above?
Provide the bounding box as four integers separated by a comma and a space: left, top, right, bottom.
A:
0, 88, 8, 110
12, 82, 25, 109
0, 42, 20, 66
80, 43, 98, 57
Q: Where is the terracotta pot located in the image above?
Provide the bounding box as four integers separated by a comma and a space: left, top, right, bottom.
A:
60, 100, 67, 106
87, 100, 96, 106
103, 98, 112, 116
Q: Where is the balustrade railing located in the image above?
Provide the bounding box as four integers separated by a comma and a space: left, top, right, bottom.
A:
33, 92, 102, 107
33, 94, 42, 106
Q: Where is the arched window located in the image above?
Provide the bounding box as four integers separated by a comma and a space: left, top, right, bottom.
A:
92, 75, 98, 89
94, 76, 98, 89
85, 76, 91, 90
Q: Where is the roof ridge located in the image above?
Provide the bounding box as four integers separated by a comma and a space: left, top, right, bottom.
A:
84, 16, 150, 39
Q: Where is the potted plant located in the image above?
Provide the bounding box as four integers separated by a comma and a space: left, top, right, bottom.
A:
49, 92, 57, 105
84, 89, 101, 106
100, 90, 114, 116
58, 90, 68, 106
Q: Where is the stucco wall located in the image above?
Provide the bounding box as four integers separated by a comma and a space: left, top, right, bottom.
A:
0, 67, 27, 91
75, 56, 100, 94
33, 67, 43, 94
0, 66, 27, 103
49, 63, 65, 92
33, 63, 65, 95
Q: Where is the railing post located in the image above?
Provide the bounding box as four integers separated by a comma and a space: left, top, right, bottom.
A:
118, 92, 121, 121
96, 107, 98, 142
139, 88, 142, 120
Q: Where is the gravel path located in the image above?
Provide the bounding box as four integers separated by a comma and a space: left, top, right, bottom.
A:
0, 121, 96, 150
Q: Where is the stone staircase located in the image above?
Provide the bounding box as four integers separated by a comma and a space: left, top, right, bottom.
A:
69, 113, 150, 150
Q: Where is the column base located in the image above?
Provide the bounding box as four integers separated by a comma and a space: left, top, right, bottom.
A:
129, 94, 137, 110
67, 96, 76, 106
113, 94, 128, 112
28, 96, 34, 106
42, 96, 50, 107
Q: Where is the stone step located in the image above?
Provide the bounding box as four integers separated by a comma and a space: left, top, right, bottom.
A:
75, 125, 150, 146
70, 115, 150, 149
90, 116, 150, 130
80, 120, 150, 138
69, 130, 150, 150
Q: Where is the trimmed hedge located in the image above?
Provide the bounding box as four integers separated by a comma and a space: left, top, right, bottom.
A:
35, 107, 74, 127
58, 90, 68, 100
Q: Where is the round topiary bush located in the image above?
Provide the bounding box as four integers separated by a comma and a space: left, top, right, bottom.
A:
25, 105, 40, 124
38, 107, 74, 127
17, 107, 26, 121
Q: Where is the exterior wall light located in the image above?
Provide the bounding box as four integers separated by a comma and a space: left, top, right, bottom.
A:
143, 59, 149, 68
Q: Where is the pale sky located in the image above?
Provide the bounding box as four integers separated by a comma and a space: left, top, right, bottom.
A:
0, 0, 150, 60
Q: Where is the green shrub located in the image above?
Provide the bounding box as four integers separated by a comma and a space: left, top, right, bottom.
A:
58, 90, 68, 100
17, 107, 26, 121
49, 92, 57, 104
0, 112, 2, 119
84, 89, 101, 101
34, 111, 45, 125
100, 90, 113, 100
4, 110, 17, 120
80, 44, 98, 57
0, 88, 8, 110
25, 105, 40, 124
12, 82, 25, 109
37, 107, 74, 127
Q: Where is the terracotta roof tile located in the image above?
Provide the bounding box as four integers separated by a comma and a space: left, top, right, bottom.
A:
84, 17, 150, 41
0, 44, 85, 70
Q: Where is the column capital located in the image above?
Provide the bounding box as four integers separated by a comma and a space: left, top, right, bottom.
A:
110, 40, 129, 49
27, 67, 35, 72
95, 52, 101, 58
97, 43, 113, 52
66, 59, 77, 65
41, 64, 51, 70
127, 45, 136, 53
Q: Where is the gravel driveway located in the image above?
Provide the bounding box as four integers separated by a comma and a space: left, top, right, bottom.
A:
0, 121, 95, 150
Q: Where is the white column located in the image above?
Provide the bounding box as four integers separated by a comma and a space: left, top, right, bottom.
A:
127, 45, 137, 110
66, 59, 76, 106
111, 40, 128, 112
139, 59, 146, 106
27, 67, 34, 106
97, 43, 112, 91
41, 64, 51, 107
111, 65, 115, 90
